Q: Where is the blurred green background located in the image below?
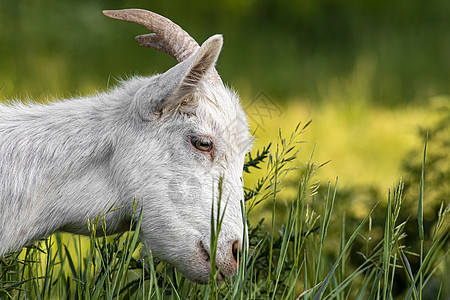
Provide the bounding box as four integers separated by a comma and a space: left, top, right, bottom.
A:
1, 0, 449, 103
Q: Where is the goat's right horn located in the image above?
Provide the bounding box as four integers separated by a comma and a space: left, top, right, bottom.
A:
103, 9, 223, 86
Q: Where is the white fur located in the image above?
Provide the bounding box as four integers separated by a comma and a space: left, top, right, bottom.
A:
0, 35, 251, 284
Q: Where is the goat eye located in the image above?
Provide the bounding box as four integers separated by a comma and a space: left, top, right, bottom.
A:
191, 136, 213, 152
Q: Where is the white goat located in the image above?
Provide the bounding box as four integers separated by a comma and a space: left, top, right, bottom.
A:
0, 9, 251, 284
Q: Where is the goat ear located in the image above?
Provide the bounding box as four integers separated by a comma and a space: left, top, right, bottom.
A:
166, 34, 223, 106
134, 35, 223, 120
159, 35, 223, 114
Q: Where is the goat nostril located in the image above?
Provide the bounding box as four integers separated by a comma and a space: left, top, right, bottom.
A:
198, 241, 210, 262
232, 240, 241, 264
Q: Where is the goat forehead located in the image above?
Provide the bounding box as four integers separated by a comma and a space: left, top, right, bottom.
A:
194, 87, 251, 152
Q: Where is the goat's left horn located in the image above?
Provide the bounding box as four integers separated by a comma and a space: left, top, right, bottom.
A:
103, 8, 223, 86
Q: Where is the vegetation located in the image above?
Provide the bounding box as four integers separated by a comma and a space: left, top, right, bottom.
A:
1, 125, 448, 299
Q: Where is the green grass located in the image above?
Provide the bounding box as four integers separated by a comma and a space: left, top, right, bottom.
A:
0, 124, 448, 299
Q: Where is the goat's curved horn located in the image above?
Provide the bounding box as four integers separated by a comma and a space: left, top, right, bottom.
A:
103, 9, 223, 85
103, 9, 199, 62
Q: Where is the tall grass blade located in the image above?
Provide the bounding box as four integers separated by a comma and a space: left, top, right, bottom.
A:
382, 189, 392, 299
418, 135, 427, 300
312, 203, 378, 300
